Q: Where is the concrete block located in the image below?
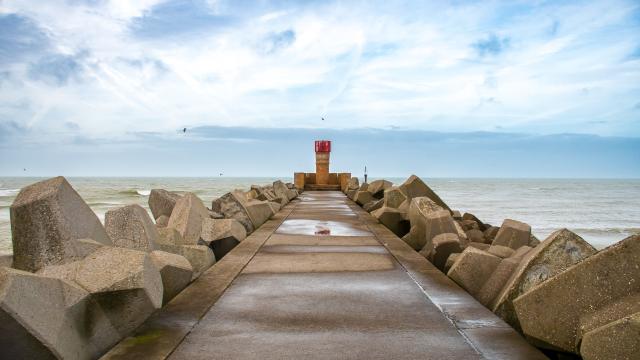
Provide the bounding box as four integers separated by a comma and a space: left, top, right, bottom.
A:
492, 219, 531, 250
168, 193, 209, 245
148, 189, 181, 219
512, 234, 637, 353
447, 247, 501, 296
10, 176, 112, 272
105, 204, 159, 252
494, 228, 597, 331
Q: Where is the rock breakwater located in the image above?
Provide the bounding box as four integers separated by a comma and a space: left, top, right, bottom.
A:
0, 176, 299, 359
346, 174, 639, 360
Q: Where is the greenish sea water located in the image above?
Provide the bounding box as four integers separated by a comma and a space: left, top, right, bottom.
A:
1, 177, 639, 254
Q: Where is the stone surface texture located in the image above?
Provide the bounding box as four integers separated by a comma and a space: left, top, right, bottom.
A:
168, 192, 209, 245
10, 176, 112, 272
105, 204, 159, 252
148, 189, 181, 219
493, 228, 597, 330
513, 234, 638, 353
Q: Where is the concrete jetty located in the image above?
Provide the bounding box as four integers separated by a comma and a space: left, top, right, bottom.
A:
103, 191, 545, 359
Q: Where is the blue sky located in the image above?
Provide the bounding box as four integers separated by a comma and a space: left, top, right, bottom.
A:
0, 0, 639, 177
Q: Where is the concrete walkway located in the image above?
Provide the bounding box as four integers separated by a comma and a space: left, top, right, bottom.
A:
104, 191, 546, 360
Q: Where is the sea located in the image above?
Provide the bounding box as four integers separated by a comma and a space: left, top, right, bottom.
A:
1, 177, 639, 254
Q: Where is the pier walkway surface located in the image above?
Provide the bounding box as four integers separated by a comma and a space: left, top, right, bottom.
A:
104, 191, 546, 360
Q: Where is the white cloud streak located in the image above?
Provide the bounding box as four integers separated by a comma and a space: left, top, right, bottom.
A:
0, 0, 639, 141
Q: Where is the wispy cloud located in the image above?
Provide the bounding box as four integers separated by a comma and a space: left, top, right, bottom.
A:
0, 0, 638, 146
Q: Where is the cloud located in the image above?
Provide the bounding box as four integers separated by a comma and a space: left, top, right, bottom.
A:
0, 14, 49, 64
472, 34, 511, 57
129, 0, 235, 38
0, 0, 638, 146
27, 53, 84, 85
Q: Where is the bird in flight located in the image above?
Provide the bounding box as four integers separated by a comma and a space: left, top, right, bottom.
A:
321, 117, 325, 121
183, 127, 187, 133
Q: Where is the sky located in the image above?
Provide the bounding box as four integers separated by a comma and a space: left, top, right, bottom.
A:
0, 0, 639, 177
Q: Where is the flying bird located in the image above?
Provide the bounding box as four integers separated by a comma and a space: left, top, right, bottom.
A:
321, 117, 325, 121
183, 127, 187, 133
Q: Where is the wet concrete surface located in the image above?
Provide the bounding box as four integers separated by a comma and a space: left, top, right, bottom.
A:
167, 191, 546, 359
276, 219, 373, 236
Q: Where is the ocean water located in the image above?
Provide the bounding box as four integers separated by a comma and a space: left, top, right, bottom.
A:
1, 177, 639, 254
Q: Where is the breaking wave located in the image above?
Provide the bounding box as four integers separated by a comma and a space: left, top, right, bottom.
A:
118, 189, 151, 196
0, 189, 20, 197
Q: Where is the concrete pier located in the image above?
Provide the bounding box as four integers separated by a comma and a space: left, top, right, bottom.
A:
104, 191, 546, 359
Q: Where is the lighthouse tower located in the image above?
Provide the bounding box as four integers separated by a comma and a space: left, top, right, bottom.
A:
314, 140, 331, 185
293, 140, 351, 191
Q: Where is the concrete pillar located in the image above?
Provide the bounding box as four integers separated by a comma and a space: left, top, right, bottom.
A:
315, 140, 331, 185
294, 173, 305, 190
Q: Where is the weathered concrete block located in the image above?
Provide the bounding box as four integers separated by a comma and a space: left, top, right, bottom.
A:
401, 227, 418, 248
513, 234, 638, 353
267, 201, 281, 214
465, 228, 484, 243
346, 189, 358, 200
371, 206, 410, 238
211, 192, 254, 234
468, 242, 490, 251
406, 197, 444, 250
444, 253, 460, 274
242, 197, 275, 228
367, 179, 392, 199
155, 215, 169, 228
0, 254, 12, 268
528, 234, 541, 247
492, 219, 531, 250
447, 247, 501, 296
158, 243, 215, 280
363, 198, 384, 213
487, 245, 515, 258
150, 250, 193, 304
148, 189, 181, 219
510, 245, 533, 260
39, 246, 163, 339
577, 293, 640, 344
70, 238, 105, 259
398, 175, 450, 210
0, 267, 120, 359
421, 233, 461, 272
208, 210, 224, 219
476, 257, 520, 308
580, 311, 640, 360
157, 227, 182, 246
168, 192, 209, 245
494, 228, 597, 331
200, 218, 247, 260
424, 210, 458, 251
460, 219, 479, 231
354, 190, 374, 206
462, 212, 488, 231
105, 204, 159, 252
483, 226, 499, 242
246, 189, 259, 199
10, 176, 112, 272
345, 177, 359, 193
272, 181, 291, 205
383, 187, 407, 209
